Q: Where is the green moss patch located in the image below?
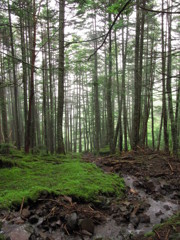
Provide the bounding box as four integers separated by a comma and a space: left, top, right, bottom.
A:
0, 153, 124, 209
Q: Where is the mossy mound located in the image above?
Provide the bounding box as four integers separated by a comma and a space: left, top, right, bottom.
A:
0, 153, 124, 209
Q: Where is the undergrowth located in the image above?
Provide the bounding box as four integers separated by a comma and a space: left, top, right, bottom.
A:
0, 151, 124, 209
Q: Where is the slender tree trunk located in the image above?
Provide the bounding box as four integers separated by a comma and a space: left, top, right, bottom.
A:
19, 1, 28, 148
132, 0, 141, 149
0, 59, 9, 143
107, 7, 115, 154
167, 10, 177, 155
8, 0, 21, 149
122, 16, 129, 151
161, 1, 169, 152
25, 0, 37, 153
47, 0, 54, 153
93, 15, 100, 154
57, 0, 65, 154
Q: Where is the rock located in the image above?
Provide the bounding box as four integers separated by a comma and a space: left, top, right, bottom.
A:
155, 210, 163, 217
138, 203, 150, 213
130, 215, 139, 228
81, 229, 93, 236
8, 226, 31, 240
133, 181, 143, 188
21, 209, 31, 219
48, 216, 58, 223
139, 214, 150, 223
119, 205, 128, 212
115, 217, 127, 225
145, 181, 155, 193
29, 234, 37, 240
79, 218, 94, 234
163, 205, 170, 211
14, 217, 25, 224
56, 220, 61, 226
65, 212, 78, 231
28, 215, 39, 224
159, 189, 166, 195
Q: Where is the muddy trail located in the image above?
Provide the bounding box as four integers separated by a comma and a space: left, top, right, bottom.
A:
0, 149, 180, 240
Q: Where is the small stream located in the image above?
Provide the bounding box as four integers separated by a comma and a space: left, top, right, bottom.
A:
0, 175, 179, 240
124, 175, 179, 224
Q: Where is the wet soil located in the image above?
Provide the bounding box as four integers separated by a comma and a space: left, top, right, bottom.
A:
0, 149, 180, 240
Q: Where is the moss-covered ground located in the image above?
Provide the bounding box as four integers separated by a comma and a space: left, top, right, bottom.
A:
0, 151, 124, 209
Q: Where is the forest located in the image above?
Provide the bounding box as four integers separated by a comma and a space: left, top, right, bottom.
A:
0, 0, 180, 240
0, 0, 179, 155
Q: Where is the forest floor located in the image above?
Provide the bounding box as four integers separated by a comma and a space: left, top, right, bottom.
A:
0, 149, 180, 240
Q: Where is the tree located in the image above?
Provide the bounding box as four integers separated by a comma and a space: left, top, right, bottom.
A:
57, 0, 65, 154
8, 0, 21, 149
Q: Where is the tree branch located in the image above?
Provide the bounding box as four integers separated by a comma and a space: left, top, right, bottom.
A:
87, 0, 133, 61
140, 6, 180, 14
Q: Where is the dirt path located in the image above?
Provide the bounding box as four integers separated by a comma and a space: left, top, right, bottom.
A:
0, 150, 179, 240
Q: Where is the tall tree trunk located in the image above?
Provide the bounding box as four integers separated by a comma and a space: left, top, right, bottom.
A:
57, 0, 65, 154
107, 6, 115, 154
0, 59, 9, 143
8, 0, 21, 149
93, 14, 100, 154
25, 0, 37, 153
161, 1, 169, 152
47, 0, 54, 153
167, 10, 177, 155
19, 1, 28, 148
113, 28, 122, 151
132, 0, 141, 149
122, 16, 129, 151
42, 30, 48, 152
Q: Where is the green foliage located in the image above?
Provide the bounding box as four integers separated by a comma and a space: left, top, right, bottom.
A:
108, 0, 133, 15
0, 153, 124, 209
0, 144, 13, 154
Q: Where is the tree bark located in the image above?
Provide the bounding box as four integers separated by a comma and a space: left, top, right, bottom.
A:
57, 0, 65, 154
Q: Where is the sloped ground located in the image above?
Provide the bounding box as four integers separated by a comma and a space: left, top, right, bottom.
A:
0, 150, 180, 240
83, 149, 180, 239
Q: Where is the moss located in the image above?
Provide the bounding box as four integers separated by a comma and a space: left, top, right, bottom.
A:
0, 153, 124, 209
144, 231, 155, 237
